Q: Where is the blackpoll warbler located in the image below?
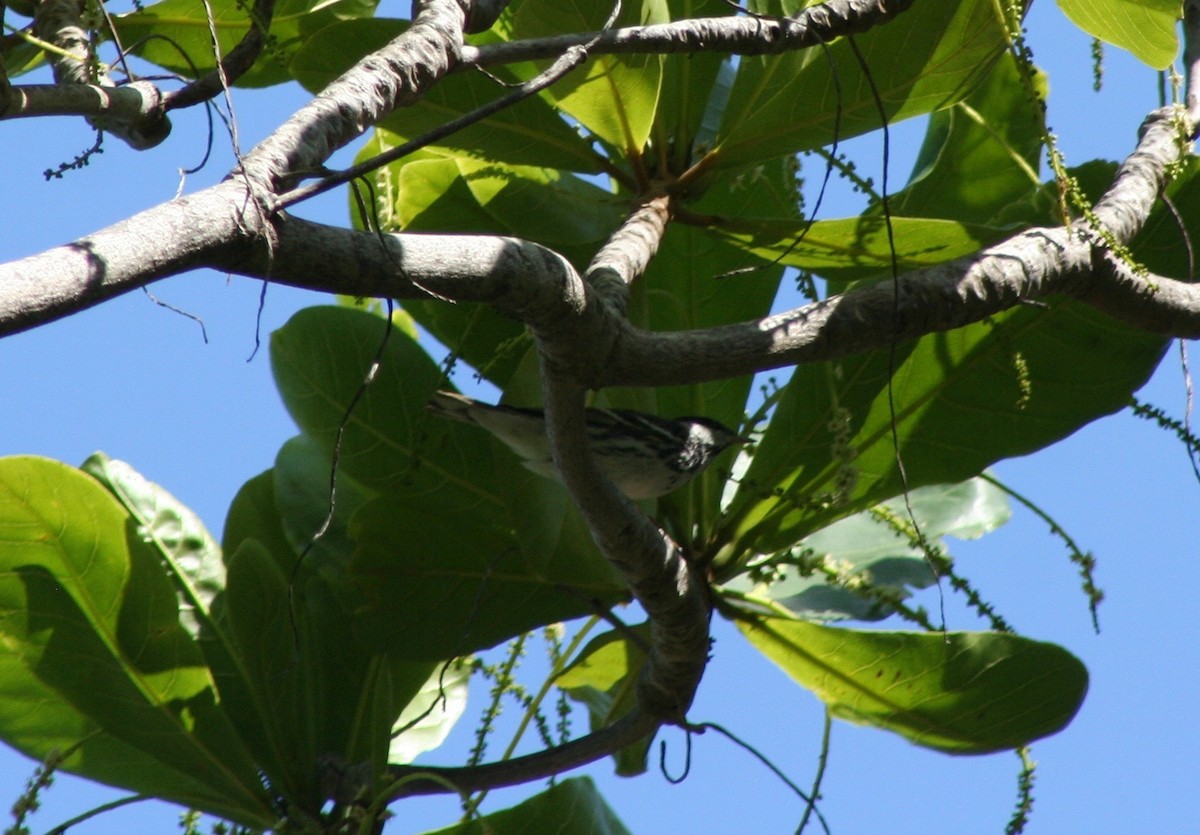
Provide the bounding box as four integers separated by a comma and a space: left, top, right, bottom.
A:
426, 391, 746, 499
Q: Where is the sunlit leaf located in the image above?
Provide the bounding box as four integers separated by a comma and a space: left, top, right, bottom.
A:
1057, 0, 1179, 69
116, 0, 379, 88
81, 452, 225, 639
292, 18, 601, 171
0, 457, 274, 827
556, 625, 652, 775
710, 215, 1007, 278
510, 0, 668, 153
724, 477, 1010, 621
735, 613, 1088, 753
389, 659, 470, 764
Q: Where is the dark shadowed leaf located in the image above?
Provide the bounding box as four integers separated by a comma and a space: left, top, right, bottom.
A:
421, 777, 631, 834
270, 307, 627, 659
715, 300, 1165, 569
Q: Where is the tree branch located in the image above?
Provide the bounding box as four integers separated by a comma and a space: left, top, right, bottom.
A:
460, 0, 914, 66
236, 0, 468, 193
0, 80, 165, 128
30, 0, 170, 147
384, 706, 657, 797
161, 0, 278, 111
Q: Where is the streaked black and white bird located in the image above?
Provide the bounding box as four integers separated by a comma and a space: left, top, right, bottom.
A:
426, 390, 746, 499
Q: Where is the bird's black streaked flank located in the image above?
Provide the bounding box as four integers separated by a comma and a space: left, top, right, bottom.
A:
426, 390, 746, 499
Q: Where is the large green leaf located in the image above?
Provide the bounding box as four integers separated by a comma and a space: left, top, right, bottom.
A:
269, 307, 628, 659
81, 452, 226, 639
273, 434, 376, 567
724, 477, 1010, 620
510, 0, 669, 153
735, 613, 1088, 753
1057, 0, 1180, 69
893, 50, 1046, 225
653, 0, 735, 167
220, 471, 437, 806
349, 491, 626, 659
116, 0, 378, 88
715, 300, 1166, 567
421, 777, 631, 835
0, 457, 275, 827
714, 0, 1008, 167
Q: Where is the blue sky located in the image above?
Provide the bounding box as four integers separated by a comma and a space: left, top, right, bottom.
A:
2, 3, 1198, 833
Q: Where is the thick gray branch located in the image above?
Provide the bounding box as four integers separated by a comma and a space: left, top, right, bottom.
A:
0, 184, 254, 336
237, 0, 467, 192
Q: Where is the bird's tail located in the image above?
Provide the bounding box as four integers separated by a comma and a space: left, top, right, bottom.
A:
425, 390, 478, 424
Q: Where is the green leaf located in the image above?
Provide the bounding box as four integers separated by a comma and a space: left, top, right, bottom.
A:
1057, 0, 1180, 69
292, 19, 601, 171
556, 626, 652, 776
714, 0, 1009, 167
270, 305, 452, 494
1135, 156, 1200, 281
0, 457, 274, 827
350, 493, 626, 659
510, 0, 668, 153
220, 475, 436, 804
420, 777, 631, 835
81, 452, 225, 639
735, 614, 1088, 754
269, 307, 628, 659
654, 0, 734, 160
724, 477, 1010, 621
711, 215, 1008, 279
894, 50, 1046, 225
273, 434, 375, 565
116, 0, 379, 88
716, 301, 1166, 566
389, 659, 470, 764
